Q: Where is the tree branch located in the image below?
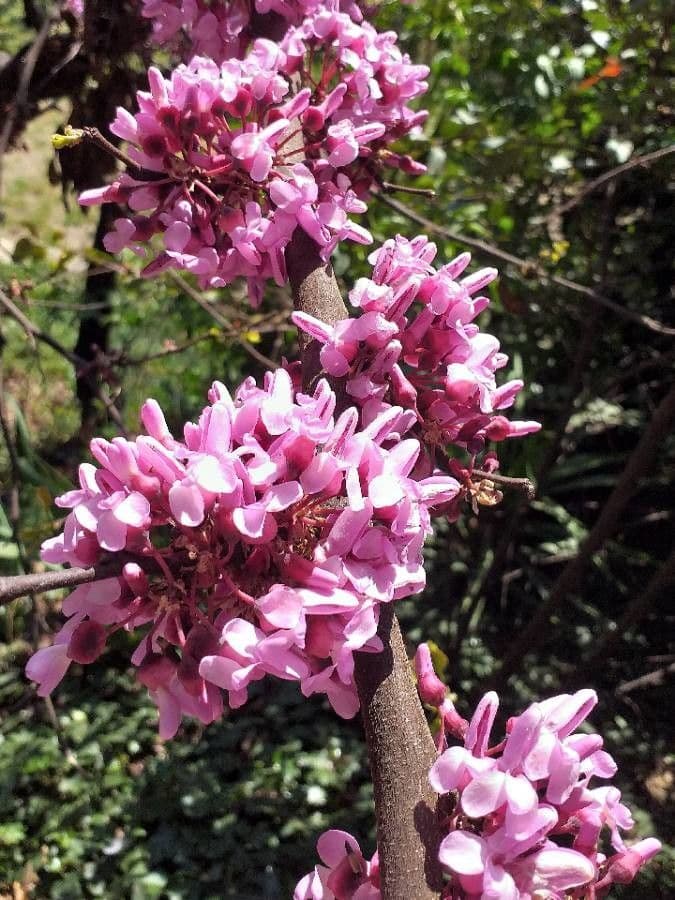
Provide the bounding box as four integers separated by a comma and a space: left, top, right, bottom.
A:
574, 544, 675, 683
168, 271, 280, 371
555, 144, 675, 215
378, 193, 675, 337
0, 286, 83, 365
285, 227, 444, 898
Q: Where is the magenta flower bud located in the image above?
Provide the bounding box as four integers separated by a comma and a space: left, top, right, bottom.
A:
603, 838, 662, 885
414, 643, 447, 707
140, 398, 173, 445
440, 699, 469, 740
302, 106, 326, 132
67, 620, 107, 665
123, 562, 148, 595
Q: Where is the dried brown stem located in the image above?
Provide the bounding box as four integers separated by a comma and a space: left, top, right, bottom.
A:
379, 181, 436, 198
471, 469, 536, 499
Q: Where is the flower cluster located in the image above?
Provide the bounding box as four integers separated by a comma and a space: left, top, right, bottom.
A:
140, 0, 366, 62
295, 660, 662, 899
295, 829, 380, 900
295, 235, 540, 480
415, 646, 662, 898
279, 5, 429, 155
80, 13, 428, 303
82, 6, 428, 303
27, 370, 459, 736
81, 48, 374, 305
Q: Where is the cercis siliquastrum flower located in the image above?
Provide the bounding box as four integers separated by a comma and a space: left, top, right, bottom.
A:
141, 0, 368, 62
80, 9, 428, 304
412, 644, 662, 899
293, 656, 662, 899
295, 234, 541, 508
27, 368, 460, 736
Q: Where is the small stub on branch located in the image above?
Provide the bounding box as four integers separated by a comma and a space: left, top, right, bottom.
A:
52, 125, 85, 150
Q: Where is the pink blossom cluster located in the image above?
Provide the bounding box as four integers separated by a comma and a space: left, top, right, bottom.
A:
415, 645, 662, 898
140, 1, 366, 62
80, 11, 428, 304
294, 235, 540, 475
80, 48, 378, 305
295, 829, 380, 899
27, 370, 460, 736
280, 3, 429, 154
294, 655, 662, 899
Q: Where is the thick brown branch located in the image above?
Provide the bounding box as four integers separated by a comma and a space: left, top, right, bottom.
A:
285, 228, 348, 394
285, 227, 444, 898
355, 607, 444, 898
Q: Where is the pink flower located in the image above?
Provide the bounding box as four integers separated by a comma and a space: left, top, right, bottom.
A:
294, 830, 380, 900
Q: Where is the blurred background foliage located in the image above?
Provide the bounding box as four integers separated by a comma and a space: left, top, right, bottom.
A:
0, 0, 673, 896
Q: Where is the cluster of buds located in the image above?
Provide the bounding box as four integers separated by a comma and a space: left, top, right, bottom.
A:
80, 6, 428, 304
414, 645, 662, 899
27, 370, 460, 734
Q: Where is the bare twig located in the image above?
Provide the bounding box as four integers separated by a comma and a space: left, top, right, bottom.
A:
168, 271, 280, 370
0, 287, 82, 365
0, 564, 99, 605
378, 193, 675, 337
472, 469, 536, 499
121, 332, 220, 366
575, 544, 675, 681
0, 550, 177, 605
0, 12, 56, 196
616, 662, 675, 696
379, 181, 436, 198
556, 144, 675, 215
494, 381, 675, 684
